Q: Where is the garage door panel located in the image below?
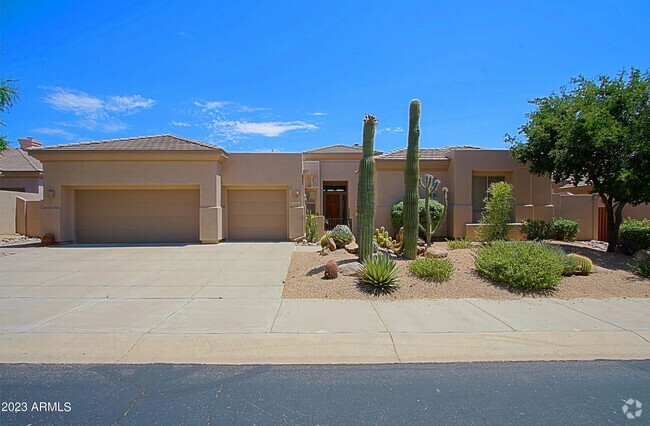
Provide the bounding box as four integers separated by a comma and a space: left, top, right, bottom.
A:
76, 189, 199, 243
228, 189, 287, 241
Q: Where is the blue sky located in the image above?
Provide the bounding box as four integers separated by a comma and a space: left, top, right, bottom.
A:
2, 1, 649, 152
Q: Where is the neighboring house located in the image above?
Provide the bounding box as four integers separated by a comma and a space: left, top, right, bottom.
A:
27, 133, 647, 244
0, 137, 44, 195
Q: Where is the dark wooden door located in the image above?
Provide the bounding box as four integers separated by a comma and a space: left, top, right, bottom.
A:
324, 193, 342, 220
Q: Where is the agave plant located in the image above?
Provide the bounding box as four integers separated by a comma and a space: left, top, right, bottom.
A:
358, 254, 400, 295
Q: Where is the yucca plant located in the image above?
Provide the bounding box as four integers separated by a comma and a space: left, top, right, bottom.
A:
358, 254, 400, 294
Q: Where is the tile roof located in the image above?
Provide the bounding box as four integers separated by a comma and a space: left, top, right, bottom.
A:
0, 149, 43, 172
304, 144, 383, 155
36, 134, 221, 151
376, 146, 483, 160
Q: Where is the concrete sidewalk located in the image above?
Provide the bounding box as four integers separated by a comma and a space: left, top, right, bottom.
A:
2, 297, 649, 364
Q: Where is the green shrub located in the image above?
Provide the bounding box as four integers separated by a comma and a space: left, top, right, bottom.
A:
358, 254, 400, 294
391, 199, 444, 239
446, 238, 473, 250
474, 241, 565, 289
632, 259, 650, 278
330, 225, 354, 248
521, 219, 551, 241
550, 217, 579, 241
619, 218, 650, 254
409, 258, 453, 282
475, 182, 514, 242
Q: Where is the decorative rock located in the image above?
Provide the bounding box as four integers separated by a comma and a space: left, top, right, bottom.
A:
418, 238, 426, 246
424, 247, 449, 258
327, 237, 337, 252
41, 233, 55, 246
417, 246, 426, 255
344, 241, 359, 254
319, 247, 330, 256
396, 227, 404, 243
338, 262, 363, 277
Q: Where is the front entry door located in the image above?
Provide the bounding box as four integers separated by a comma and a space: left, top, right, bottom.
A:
324, 193, 342, 222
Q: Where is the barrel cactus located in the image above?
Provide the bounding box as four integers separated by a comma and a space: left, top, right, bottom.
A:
403, 99, 421, 259
357, 114, 377, 261
320, 232, 331, 248
566, 253, 593, 275
331, 225, 354, 248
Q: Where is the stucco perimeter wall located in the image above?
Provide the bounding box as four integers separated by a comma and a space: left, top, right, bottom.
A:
447, 150, 553, 238
0, 190, 42, 234
221, 153, 304, 240
35, 154, 223, 243
375, 161, 450, 237
552, 193, 599, 240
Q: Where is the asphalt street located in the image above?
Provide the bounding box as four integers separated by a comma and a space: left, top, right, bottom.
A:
1, 361, 648, 425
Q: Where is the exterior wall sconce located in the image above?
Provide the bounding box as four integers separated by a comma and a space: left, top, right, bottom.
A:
292, 189, 300, 198
47, 189, 56, 199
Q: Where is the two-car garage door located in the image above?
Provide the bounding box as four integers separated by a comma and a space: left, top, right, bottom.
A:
75, 189, 200, 243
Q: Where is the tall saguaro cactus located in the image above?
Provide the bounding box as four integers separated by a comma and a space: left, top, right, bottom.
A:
419, 174, 449, 247
357, 114, 377, 261
403, 100, 421, 259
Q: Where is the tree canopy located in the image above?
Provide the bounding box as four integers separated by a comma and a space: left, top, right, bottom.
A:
507, 68, 650, 251
0, 79, 20, 150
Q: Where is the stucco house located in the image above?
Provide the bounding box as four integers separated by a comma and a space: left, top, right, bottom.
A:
27, 134, 648, 244
0, 137, 44, 194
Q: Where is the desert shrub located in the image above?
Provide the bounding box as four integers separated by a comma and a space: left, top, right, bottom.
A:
409, 258, 453, 282
305, 210, 319, 243
619, 218, 650, 254
324, 260, 338, 279
632, 259, 650, 278
475, 182, 514, 242
521, 219, 551, 241
330, 225, 354, 247
474, 241, 565, 289
391, 199, 444, 239
358, 254, 400, 294
446, 238, 473, 250
550, 217, 579, 241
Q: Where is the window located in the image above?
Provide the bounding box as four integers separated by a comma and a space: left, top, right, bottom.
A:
472, 176, 505, 222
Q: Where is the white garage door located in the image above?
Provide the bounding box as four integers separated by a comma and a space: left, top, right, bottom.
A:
76, 189, 200, 243
228, 189, 287, 240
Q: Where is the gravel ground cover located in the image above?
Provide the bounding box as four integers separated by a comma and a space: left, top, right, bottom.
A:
283, 241, 650, 300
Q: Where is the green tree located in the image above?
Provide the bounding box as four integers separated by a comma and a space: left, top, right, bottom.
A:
508, 68, 650, 252
1, 79, 20, 149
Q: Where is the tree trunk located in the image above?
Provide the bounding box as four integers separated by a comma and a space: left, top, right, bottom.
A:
605, 199, 626, 253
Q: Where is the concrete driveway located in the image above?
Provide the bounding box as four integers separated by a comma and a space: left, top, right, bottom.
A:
0, 243, 293, 337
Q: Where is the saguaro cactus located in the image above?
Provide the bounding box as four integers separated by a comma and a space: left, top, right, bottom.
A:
419, 174, 449, 247
403, 100, 421, 259
357, 114, 377, 261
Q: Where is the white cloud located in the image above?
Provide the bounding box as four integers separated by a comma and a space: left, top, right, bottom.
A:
43, 88, 103, 115
379, 126, 405, 134
194, 100, 230, 111
42, 87, 155, 133
171, 121, 192, 127
178, 31, 189, 38
212, 120, 318, 138
105, 95, 155, 113
33, 127, 76, 139
309, 112, 328, 116
237, 105, 269, 112
254, 148, 283, 153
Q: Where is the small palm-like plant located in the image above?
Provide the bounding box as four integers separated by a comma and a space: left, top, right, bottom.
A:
358, 254, 400, 294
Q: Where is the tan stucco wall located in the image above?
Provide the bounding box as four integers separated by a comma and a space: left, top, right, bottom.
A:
33, 154, 223, 243
0, 174, 43, 195
552, 193, 598, 240
446, 149, 554, 238
0, 190, 42, 234
221, 153, 304, 240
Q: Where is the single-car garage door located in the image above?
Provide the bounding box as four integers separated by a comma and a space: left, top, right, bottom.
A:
228, 189, 287, 240
76, 189, 200, 243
